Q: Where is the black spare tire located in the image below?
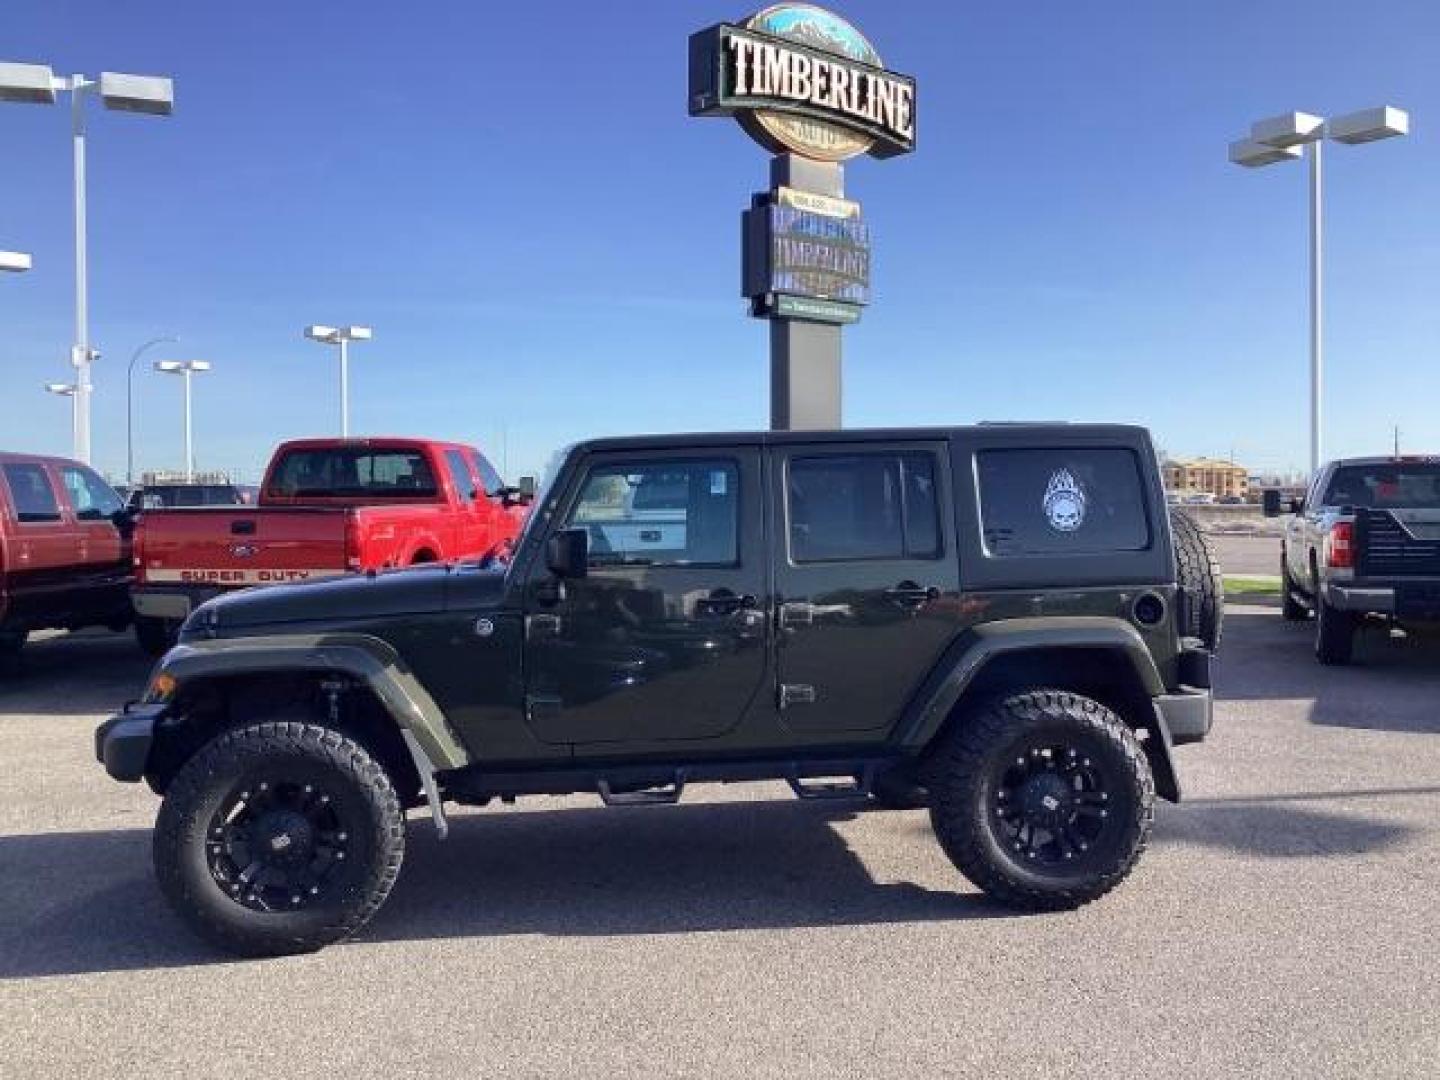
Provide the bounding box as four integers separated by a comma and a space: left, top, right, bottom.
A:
1170, 508, 1224, 650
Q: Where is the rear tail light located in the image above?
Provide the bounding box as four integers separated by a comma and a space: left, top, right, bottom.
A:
344, 512, 362, 572
1326, 521, 1354, 569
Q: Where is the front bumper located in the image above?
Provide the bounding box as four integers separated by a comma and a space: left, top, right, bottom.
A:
94, 704, 166, 782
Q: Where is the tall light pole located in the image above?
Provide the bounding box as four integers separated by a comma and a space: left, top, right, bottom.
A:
1229, 106, 1409, 475
127, 336, 178, 486
44, 381, 78, 453
1, 250, 33, 273
0, 61, 175, 464
154, 361, 211, 481
304, 325, 373, 436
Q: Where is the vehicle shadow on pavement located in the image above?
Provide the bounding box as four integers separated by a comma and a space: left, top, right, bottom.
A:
3, 785, 1428, 978
0, 800, 999, 978
1216, 606, 1440, 734
0, 630, 151, 717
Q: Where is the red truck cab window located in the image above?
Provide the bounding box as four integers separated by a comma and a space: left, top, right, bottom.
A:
268, 448, 438, 499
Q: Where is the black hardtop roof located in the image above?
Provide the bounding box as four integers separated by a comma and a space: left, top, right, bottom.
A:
573, 423, 1152, 455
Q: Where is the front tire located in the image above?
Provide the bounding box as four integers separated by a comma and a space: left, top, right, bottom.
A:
1315, 597, 1356, 665
153, 721, 406, 957
926, 690, 1153, 911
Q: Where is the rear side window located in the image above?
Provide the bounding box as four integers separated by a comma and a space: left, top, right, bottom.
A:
788, 452, 941, 563
469, 450, 506, 498
60, 466, 123, 520
977, 448, 1150, 556
445, 449, 478, 502
2, 464, 63, 523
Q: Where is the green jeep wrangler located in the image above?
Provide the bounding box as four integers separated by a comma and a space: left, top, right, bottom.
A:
97, 425, 1220, 956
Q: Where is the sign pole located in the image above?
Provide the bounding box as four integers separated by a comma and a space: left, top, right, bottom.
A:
768, 154, 844, 431
689, 6, 915, 435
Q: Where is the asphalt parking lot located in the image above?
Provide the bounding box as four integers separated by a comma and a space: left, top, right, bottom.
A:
2, 608, 1438, 1079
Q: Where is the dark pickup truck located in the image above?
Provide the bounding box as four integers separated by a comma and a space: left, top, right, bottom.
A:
98, 424, 1218, 956
1274, 455, 1440, 663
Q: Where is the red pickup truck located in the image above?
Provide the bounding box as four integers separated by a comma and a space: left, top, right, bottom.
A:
2, 452, 133, 667
131, 437, 529, 654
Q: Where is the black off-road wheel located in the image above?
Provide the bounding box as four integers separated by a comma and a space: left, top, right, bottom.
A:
926, 690, 1154, 911
1280, 556, 1308, 622
1314, 597, 1356, 666
153, 721, 406, 957
1170, 508, 1224, 650
135, 615, 179, 657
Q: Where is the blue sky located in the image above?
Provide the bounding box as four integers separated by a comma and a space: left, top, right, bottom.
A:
1, 0, 1435, 482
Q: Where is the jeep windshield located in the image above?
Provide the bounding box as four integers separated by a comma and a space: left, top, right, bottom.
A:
1323, 462, 1440, 510
267, 448, 438, 498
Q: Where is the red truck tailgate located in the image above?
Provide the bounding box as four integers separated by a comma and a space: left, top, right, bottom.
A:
137, 507, 352, 587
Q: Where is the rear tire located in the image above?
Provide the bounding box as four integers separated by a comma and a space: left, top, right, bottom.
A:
135, 615, 178, 657
926, 689, 1153, 911
1170, 509, 1224, 649
153, 721, 406, 957
1315, 597, 1356, 665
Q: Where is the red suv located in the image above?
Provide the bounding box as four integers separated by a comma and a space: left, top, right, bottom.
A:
0, 452, 132, 663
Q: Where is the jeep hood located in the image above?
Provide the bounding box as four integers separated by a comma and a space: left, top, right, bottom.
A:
193, 564, 502, 631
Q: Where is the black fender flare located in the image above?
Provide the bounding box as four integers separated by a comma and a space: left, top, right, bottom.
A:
894, 617, 1182, 802
152, 633, 468, 833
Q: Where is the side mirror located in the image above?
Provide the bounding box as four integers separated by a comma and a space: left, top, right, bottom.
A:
1262, 489, 1281, 518
499, 476, 537, 508
545, 528, 589, 579
110, 507, 136, 537
1288, 497, 1304, 515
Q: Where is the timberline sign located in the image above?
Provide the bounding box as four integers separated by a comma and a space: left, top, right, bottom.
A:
689, 5, 917, 162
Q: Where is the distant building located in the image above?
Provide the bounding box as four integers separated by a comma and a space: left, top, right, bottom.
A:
1163, 458, 1250, 500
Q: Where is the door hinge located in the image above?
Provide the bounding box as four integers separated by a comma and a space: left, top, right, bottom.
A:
779, 683, 817, 709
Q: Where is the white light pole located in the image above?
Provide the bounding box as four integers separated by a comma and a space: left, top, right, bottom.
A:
1, 250, 33, 273
44, 381, 78, 453
127, 335, 178, 487
0, 61, 175, 465
1230, 106, 1409, 475
304, 325, 373, 436
154, 361, 211, 481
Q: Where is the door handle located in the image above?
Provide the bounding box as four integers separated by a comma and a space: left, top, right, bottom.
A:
884, 581, 939, 608
695, 588, 758, 617
778, 600, 814, 628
